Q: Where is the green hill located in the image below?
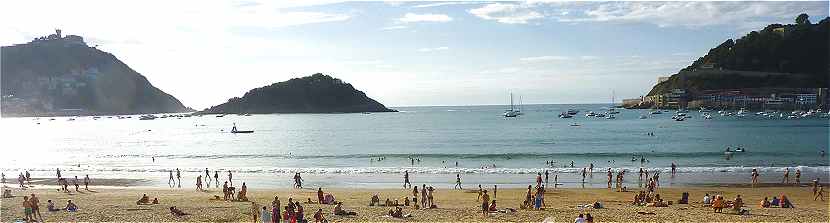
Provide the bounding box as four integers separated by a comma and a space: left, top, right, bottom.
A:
1, 32, 191, 116
200, 73, 396, 114
647, 14, 828, 96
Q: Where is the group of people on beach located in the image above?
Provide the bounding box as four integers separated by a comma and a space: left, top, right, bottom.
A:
21, 193, 79, 222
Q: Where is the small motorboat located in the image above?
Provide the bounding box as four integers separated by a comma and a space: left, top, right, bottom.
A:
569, 123, 581, 127
734, 148, 746, 152
559, 112, 573, 118
639, 114, 648, 119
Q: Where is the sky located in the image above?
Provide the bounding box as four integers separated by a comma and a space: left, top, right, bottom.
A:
1, 1, 827, 109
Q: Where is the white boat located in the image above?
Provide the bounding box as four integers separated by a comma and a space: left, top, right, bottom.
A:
675, 116, 686, 121
703, 113, 712, 119
606, 114, 616, 119
594, 113, 606, 118
566, 109, 579, 115
639, 114, 648, 119
734, 148, 746, 152
649, 110, 662, 115
503, 93, 520, 117
558, 112, 573, 118
569, 123, 581, 127
585, 111, 596, 117
139, 114, 157, 120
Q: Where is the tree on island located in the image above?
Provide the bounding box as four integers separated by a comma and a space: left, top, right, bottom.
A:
796, 13, 811, 25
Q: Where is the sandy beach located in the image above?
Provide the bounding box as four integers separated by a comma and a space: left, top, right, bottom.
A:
2, 183, 827, 222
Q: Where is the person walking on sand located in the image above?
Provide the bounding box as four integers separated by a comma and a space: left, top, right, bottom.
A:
751, 168, 759, 187
403, 170, 411, 189
176, 168, 182, 188
454, 174, 462, 190
782, 168, 790, 184
168, 170, 175, 187
73, 176, 80, 191
25, 170, 31, 186
196, 175, 203, 191
813, 178, 820, 196
84, 175, 90, 190
204, 168, 211, 188
815, 185, 825, 201
477, 185, 483, 201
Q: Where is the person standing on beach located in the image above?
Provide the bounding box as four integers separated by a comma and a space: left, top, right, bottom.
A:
782, 168, 790, 184
23, 196, 32, 222
176, 168, 182, 188
795, 170, 801, 185
493, 185, 497, 199
403, 171, 411, 189
581, 168, 587, 182
671, 162, 677, 176
607, 168, 613, 188
427, 186, 435, 208
83, 175, 90, 190
544, 170, 549, 184
639, 168, 644, 181
751, 169, 759, 187
454, 174, 462, 190
477, 185, 483, 201
56, 168, 61, 180
214, 171, 220, 188
589, 163, 594, 177
73, 176, 80, 191
480, 190, 490, 217
536, 173, 543, 188
30, 193, 43, 222
25, 170, 31, 186
420, 184, 427, 208
228, 170, 233, 187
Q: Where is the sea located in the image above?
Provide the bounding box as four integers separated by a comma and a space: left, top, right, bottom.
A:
1, 104, 828, 189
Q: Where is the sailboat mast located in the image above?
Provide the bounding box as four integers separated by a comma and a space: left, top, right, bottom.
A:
510, 93, 514, 111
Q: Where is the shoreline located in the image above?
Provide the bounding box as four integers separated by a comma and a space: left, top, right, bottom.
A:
2, 185, 827, 222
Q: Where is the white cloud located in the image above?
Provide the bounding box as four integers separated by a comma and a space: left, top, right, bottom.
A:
559, 1, 827, 28
412, 2, 482, 8
519, 55, 569, 62
417, 46, 449, 52
399, 13, 453, 23
381, 25, 408, 30
468, 3, 544, 24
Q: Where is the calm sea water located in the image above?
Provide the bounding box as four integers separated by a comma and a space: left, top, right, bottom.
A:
1, 104, 828, 188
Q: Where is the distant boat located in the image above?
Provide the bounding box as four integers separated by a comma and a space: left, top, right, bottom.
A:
559, 112, 573, 118
675, 116, 686, 121
216, 114, 226, 118
503, 92, 520, 117
594, 113, 606, 118
606, 114, 616, 119
139, 114, 157, 120
362, 112, 372, 115
569, 123, 581, 127
608, 91, 620, 114
244, 114, 252, 116
703, 113, 713, 119
639, 114, 648, 119
649, 110, 662, 115
585, 111, 596, 117
566, 109, 579, 115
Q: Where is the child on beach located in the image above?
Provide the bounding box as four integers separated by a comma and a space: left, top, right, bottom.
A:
65, 200, 78, 212
47, 200, 59, 211
23, 196, 32, 222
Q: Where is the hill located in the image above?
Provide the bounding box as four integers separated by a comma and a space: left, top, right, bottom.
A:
200, 73, 396, 114
1, 31, 191, 116
647, 14, 828, 96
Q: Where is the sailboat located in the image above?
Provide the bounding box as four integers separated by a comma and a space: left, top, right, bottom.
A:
503, 93, 520, 117
608, 91, 620, 114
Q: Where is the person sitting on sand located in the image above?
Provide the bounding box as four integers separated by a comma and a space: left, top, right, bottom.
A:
153, 198, 159, 204
306, 198, 315, 204
238, 182, 248, 201
712, 195, 725, 213
389, 207, 409, 218
170, 206, 189, 216
574, 213, 586, 223
780, 194, 794, 208
65, 200, 78, 212
703, 193, 712, 206
334, 202, 357, 216
137, 194, 151, 205
760, 197, 770, 208
47, 200, 59, 212
313, 208, 326, 223
488, 200, 497, 212
369, 193, 380, 206
731, 195, 744, 213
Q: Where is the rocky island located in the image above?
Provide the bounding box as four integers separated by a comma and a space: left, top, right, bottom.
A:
1, 30, 192, 117
200, 73, 396, 114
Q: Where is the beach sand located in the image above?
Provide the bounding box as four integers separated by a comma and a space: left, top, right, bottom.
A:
1, 183, 828, 222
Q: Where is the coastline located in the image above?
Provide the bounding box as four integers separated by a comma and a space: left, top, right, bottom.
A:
2, 185, 827, 222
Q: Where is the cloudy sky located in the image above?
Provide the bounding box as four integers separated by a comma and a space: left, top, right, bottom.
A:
1, 1, 827, 109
